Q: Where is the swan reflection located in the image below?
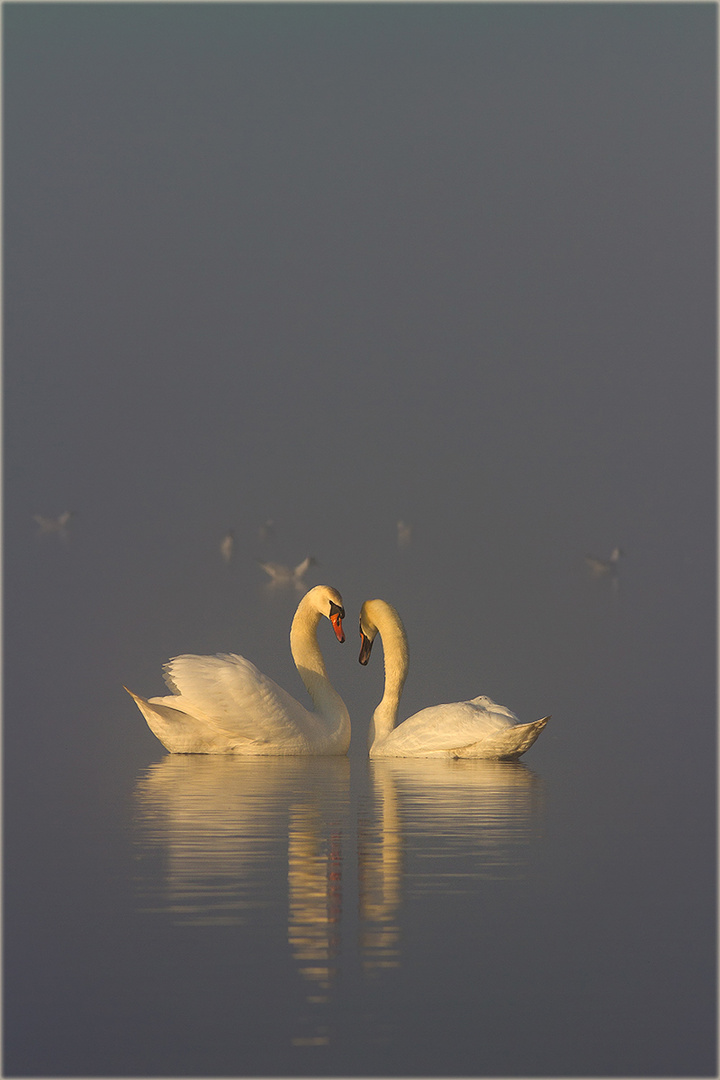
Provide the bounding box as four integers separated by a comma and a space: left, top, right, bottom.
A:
133, 754, 544, 1045
133, 755, 349, 926
359, 759, 543, 973
286, 805, 344, 1047
134, 756, 349, 1041
359, 762, 403, 973
287, 804, 342, 997
134, 756, 349, 1046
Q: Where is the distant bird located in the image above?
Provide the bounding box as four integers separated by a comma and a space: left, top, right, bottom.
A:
258, 519, 275, 543
397, 520, 412, 550
585, 547, 623, 577
259, 555, 317, 589
33, 511, 74, 537
220, 531, 234, 564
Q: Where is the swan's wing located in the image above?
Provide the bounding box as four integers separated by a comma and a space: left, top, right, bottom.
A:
385, 697, 518, 755
468, 695, 520, 724
160, 653, 315, 744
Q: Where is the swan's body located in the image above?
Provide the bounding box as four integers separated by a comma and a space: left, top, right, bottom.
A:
259, 555, 316, 588
359, 599, 549, 760
126, 585, 351, 756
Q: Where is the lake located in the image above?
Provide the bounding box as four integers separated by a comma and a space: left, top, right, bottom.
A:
4, 532, 716, 1076
3, 3, 716, 1076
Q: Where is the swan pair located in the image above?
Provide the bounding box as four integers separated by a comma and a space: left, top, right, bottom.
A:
126, 585, 549, 759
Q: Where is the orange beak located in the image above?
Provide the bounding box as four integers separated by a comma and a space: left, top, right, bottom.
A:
330, 613, 345, 643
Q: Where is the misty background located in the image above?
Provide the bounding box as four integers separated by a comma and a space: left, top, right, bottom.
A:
3, 4, 716, 1076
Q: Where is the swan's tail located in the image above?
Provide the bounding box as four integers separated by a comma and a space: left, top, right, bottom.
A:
454, 715, 550, 761
124, 686, 185, 734
123, 686, 220, 753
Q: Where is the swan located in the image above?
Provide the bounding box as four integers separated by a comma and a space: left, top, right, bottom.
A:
125, 585, 351, 755
358, 599, 549, 760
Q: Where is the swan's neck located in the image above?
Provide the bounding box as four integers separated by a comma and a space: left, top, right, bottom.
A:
368, 607, 409, 750
290, 599, 349, 735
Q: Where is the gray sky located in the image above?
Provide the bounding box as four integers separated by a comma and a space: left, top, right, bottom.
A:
5, 3, 715, 711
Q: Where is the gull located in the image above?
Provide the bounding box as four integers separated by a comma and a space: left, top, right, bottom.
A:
33, 511, 74, 537
258, 518, 275, 543
220, 531, 234, 564
259, 555, 317, 589
585, 547, 623, 577
397, 520, 412, 550
220, 531, 234, 565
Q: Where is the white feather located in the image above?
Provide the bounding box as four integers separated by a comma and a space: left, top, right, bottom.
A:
360, 599, 549, 760
126, 585, 350, 756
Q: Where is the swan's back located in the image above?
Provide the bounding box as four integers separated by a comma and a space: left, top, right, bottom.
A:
381, 696, 519, 756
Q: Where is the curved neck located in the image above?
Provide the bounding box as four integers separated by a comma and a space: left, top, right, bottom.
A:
367, 602, 409, 749
289, 596, 349, 736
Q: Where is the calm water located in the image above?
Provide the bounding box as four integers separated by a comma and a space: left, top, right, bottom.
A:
4, 4, 716, 1076
4, 537, 716, 1077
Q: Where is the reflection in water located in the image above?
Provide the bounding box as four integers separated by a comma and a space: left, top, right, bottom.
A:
287, 805, 343, 1046
359, 759, 543, 975
359, 763, 403, 974
133, 755, 543, 1048
133, 756, 349, 1047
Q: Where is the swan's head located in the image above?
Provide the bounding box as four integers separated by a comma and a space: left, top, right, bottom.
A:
358, 598, 407, 666
358, 599, 381, 665
306, 584, 346, 642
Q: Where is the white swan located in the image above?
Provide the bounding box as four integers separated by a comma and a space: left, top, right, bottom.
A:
358, 599, 549, 760
126, 585, 351, 755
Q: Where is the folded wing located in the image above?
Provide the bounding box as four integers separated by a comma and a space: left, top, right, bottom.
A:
154, 652, 316, 746
386, 696, 519, 755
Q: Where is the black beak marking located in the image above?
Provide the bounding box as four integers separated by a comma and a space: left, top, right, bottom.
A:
359, 631, 374, 666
